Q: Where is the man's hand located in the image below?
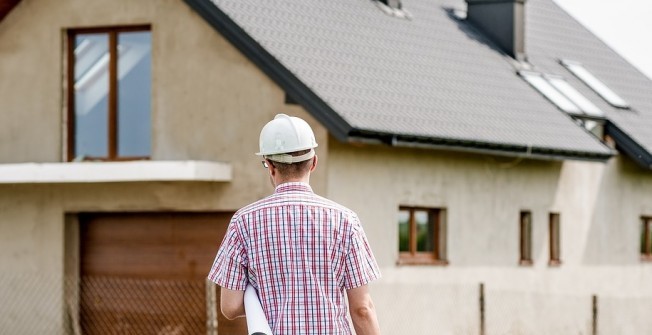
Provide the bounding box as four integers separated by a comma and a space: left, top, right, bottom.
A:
221, 287, 246, 320
347, 285, 381, 335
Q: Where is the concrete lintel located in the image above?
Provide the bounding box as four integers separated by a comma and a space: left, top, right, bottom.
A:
0, 160, 233, 183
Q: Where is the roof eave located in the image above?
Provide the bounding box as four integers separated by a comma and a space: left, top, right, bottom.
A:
183, 0, 352, 141
606, 122, 652, 170
349, 130, 615, 162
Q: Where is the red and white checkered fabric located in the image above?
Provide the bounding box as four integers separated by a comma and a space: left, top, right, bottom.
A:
209, 182, 380, 334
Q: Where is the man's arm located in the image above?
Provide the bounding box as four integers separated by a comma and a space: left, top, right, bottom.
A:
347, 285, 381, 335
221, 287, 246, 320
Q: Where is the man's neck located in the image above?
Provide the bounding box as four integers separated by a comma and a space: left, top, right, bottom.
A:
273, 175, 310, 188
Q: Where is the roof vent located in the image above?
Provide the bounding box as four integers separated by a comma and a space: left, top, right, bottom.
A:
466, 0, 526, 61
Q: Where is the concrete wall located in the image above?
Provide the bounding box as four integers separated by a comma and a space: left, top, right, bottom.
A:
326, 140, 562, 271
326, 140, 652, 334
0, 0, 328, 198
0, 182, 249, 334
0, 0, 327, 333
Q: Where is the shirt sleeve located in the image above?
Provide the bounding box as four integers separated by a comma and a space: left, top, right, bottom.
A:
343, 216, 381, 289
207, 217, 248, 290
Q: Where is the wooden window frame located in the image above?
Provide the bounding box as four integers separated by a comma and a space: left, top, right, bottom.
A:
397, 206, 448, 266
66, 25, 151, 162
549, 212, 561, 266
642, 216, 652, 262
519, 210, 533, 266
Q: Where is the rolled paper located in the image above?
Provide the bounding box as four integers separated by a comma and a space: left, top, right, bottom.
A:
244, 284, 273, 335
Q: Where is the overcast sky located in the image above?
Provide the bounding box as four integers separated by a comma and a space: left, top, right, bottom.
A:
554, 0, 652, 80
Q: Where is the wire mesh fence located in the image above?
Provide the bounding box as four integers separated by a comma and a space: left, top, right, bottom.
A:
374, 282, 480, 335
599, 295, 652, 335
0, 273, 218, 335
485, 288, 593, 335
77, 276, 207, 334
1, 273, 65, 334
1, 273, 651, 335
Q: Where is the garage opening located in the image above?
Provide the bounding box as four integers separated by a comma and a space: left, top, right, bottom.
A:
73, 212, 246, 334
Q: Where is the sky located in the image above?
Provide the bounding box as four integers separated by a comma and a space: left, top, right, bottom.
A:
553, 0, 652, 80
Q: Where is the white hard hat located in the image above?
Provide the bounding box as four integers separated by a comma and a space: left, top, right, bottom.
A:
256, 114, 318, 163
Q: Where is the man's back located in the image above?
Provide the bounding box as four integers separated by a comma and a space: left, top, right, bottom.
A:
209, 182, 380, 334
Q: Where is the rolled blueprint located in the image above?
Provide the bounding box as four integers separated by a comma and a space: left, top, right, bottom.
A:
244, 284, 273, 335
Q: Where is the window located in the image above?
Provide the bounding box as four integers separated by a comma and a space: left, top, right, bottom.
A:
549, 213, 561, 266
546, 76, 602, 117
519, 70, 605, 134
398, 207, 447, 265
67, 26, 152, 161
520, 71, 581, 114
560, 59, 630, 109
642, 217, 652, 261
519, 211, 533, 265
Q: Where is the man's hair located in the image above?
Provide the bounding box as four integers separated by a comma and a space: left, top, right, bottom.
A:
268, 149, 313, 178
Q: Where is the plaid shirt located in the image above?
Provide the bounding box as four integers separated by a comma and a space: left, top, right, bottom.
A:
208, 182, 381, 335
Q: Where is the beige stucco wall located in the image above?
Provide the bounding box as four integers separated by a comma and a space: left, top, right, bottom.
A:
0, 0, 332, 255
326, 140, 652, 334
0, 0, 327, 333
0, 0, 328, 198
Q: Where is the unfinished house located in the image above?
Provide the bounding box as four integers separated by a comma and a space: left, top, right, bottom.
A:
1, 0, 651, 333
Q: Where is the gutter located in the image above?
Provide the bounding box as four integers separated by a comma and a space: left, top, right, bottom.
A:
605, 121, 652, 170
349, 130, 615, 162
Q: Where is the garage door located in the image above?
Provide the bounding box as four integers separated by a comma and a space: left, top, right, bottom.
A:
79, 212, 247, 334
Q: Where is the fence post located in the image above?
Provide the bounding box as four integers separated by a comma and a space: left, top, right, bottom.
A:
480, 282, 485, 335
592, 294, 598, 335
206, 279, 218, 335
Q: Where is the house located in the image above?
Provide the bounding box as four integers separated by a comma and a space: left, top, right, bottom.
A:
1, 0, 651, 333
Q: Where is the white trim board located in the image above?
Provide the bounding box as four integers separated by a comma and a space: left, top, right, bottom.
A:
0, 160, 232, 183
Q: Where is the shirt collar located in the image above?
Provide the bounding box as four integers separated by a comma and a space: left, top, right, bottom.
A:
274, 182, 313, 194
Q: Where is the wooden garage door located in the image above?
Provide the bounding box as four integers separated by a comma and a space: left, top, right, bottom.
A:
79, 212, 247, 334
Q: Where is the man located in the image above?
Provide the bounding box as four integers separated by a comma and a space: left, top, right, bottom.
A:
208, 114, 381, 335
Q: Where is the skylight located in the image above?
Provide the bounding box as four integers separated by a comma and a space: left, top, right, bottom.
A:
519, 71, 581, 114
519, 70, 605, 134
546, 75, 603, 117
560, 60, 630, 109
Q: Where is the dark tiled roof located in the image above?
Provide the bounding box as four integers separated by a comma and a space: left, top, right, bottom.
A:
188, 0, 621, 161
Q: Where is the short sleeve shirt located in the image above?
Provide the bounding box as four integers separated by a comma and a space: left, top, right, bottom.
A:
208, 182, 381, 335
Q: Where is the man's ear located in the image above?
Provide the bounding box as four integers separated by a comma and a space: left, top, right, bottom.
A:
267, 159, 277, 176
310, 155, 318, 172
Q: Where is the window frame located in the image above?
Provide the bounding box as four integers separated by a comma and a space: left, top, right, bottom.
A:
559, 59, 630, 109
518, 70, 609, 137
66, 25, 152, 162
642, 216, 652, 261
549, 212, 561, 266
519, 210, 533, 266
397, 206, 448, 266
519, 70, 581, 114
